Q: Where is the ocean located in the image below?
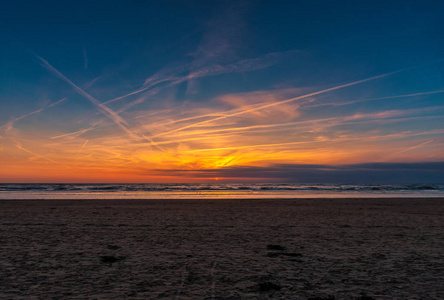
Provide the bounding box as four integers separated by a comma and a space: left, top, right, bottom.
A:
1, 183, 443, 199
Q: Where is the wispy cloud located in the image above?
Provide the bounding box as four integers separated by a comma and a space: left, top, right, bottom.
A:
381, 139, 436, 161
7, 51, 440, 181
184, 50, 299, 81
83, 74, 103, 90
15, 142, 74, 170
147, 68, 406, 139
1, 98, 67, 134
104, 50, 299, 105
36, 55, 163, 151
51, 119, 105, 140
37, 56, 131, 132
305, 90, 444, 108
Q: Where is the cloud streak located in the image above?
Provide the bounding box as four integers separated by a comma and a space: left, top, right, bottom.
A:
305, 90, 444, 108
37, 56, 131, 131
15, 142, 74, 170
104, 50, 299, 105
148, 68, 408, 139
36, 55, 163, 151
1, 98, 67, 135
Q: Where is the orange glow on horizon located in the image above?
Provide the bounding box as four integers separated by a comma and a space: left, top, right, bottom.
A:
2, 84, 443, 183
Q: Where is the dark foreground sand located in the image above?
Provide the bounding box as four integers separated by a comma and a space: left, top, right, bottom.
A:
0, 198, 443, 299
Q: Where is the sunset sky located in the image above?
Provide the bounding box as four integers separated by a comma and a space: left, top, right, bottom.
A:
1, 0, 443, 183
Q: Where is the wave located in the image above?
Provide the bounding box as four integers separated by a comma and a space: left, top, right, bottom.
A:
0, 183, 443, 192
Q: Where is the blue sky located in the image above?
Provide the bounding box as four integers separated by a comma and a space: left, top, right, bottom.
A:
1, 0, 443, 183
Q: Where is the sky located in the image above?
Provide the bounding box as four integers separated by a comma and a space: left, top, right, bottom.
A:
1, 0, 443, 183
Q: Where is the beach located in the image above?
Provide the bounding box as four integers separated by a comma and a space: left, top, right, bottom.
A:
1, 198, 443, 299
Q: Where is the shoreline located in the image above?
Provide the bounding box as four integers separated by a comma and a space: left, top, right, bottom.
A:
0, 194, 444, 201
1, 196, 444, 202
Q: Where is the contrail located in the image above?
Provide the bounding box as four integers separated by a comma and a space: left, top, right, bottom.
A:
15, 142, 74, 170
182, 140, 319, 152
3, 108, 43, 134
379, 139, 437, 162
158, 112, 444, 145
143, 98, 306, 138
179, 129, 444, 154
149, 68, 407, 139
37, 56, 131, 131
392, 140, 435, 155
103, 50, 298, 105
305, 90, 444, 108
36, 55, 163, 151
81, 140, 89, 149
83, 74, 103, 89
104, 77, 175, 104
148, 58, 444, 139
51, 119, 105, 139
48, 97, 68, 108
1, 98, 67, 134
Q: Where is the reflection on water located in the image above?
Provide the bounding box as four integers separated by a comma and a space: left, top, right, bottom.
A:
0, 183, 443, 199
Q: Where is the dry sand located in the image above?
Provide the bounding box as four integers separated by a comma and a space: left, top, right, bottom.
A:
0, 198, 443, 299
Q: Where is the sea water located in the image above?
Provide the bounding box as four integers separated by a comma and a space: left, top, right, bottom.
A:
0, 183, 443, 199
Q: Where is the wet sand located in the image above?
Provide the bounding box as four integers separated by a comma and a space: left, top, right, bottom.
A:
0, 198, 443, 299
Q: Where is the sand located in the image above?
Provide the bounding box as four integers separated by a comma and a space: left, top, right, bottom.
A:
0, 198, 443, 299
